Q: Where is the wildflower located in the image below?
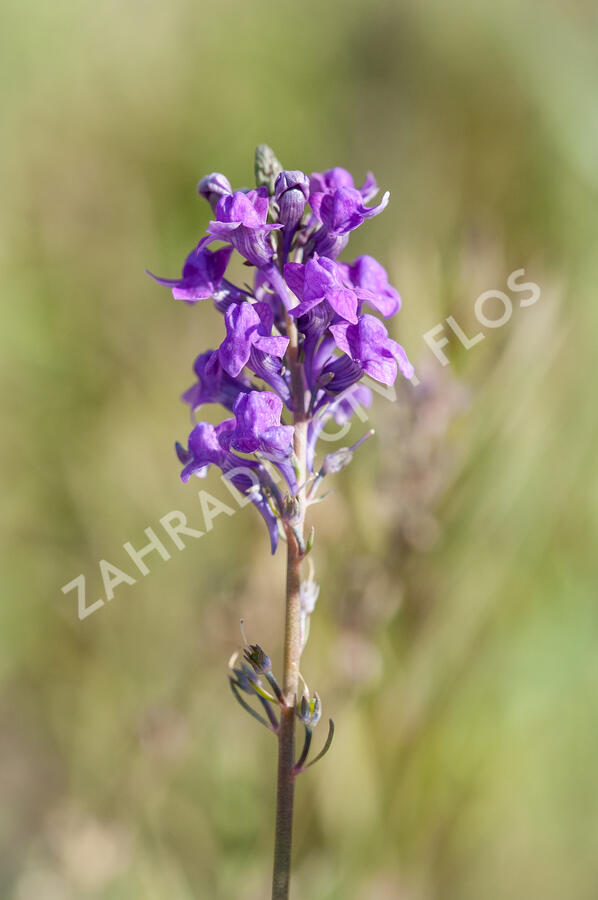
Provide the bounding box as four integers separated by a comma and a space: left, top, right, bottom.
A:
330, 314, 414, 385
207, 188, 282, 267
182, 350, 253, 415
309, 166, 379, 203
230, 392, 293, 459
148, 148, 412, 895
149, 148, 412, 550
219, 302, 289, 377
308, 169, 390, 258
313, 186, 389, 237
285, 255, 360, 323
341, 255, 401, 318
147, 245, 233, 303
175, 418, 281, 552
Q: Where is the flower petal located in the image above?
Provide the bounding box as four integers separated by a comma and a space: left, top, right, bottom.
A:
326, 288, 358, 323
283, 262, 306, 302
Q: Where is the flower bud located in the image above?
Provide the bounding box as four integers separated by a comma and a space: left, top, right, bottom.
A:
254, 144, 284, 194
275, 170, 309, 231
197, 172, 232, 211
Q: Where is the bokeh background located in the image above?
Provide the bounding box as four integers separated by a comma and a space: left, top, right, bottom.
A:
2, 0, 597, 897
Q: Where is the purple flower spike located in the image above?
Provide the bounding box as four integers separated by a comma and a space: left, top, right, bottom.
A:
330, 314, 414, 386
197, 172, 233, 211
285, 256, 359, 324
182, 350, 253, 415
219, 301, 289, 378
342, 255, 401, 318
231, 392, 293, 459
208, 188, 282, 267
151, 149, 413, 552
147, 245, 233, 303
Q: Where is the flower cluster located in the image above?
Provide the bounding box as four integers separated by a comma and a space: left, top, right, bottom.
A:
148, 147, 413, 552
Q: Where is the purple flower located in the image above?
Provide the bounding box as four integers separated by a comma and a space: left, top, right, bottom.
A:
176, 418, 281, 553
306, 168, 389, 258
219, 301, 289, 378
309, 167, 379, 203
147, 245, 233, 303
230, 391, 293, 459
151, 149, 414, 553
208, 188, 282, 267
330, 314, 414, 386
182, 350, 253, 415
312, 186, 390, 236
285, 255, 360, 324
340, 255, 401, 318
176, 419, 234, 482
197, 172, 232, 211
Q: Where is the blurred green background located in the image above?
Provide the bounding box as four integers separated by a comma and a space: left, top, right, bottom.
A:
2, 0, 597, 897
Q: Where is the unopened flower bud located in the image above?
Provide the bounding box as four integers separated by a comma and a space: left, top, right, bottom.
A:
275, 170, 309, 231
197, 172, 232, 211
255, 144, 284, 194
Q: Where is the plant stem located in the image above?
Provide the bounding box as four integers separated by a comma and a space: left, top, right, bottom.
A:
272, 320, 307, 900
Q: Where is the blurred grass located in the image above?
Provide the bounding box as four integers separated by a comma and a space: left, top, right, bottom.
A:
1, 0, 597, 897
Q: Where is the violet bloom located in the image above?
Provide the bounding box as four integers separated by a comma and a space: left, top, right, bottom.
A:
176, 419, 234, 482
341, 255, 401, 318
219, 301, 289, 378
147, 245, 233, 303
313, 186, 390, 237
330, 314, 414, 385
309, 167, 379, 203
182, 350, 253, 415
230, 391, 293, 459
207, 188, 282, 267
149, 148, 413, 551
285, 255, 361, 324
175, 418, 281, 553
